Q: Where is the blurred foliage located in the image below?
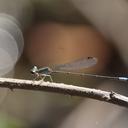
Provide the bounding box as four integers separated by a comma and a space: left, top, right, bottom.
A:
0, 114, 27, 128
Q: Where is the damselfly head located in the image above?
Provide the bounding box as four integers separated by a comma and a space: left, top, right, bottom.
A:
30, 66, 38, 74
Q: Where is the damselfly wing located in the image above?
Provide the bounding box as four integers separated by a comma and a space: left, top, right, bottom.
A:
53, 57, 97, 71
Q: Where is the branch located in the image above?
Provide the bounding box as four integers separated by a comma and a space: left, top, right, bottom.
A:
0, 78, 128, 108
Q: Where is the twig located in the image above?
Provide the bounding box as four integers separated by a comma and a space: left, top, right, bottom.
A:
0, 78, 128, 108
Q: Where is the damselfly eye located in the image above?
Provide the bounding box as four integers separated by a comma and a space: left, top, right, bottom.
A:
30, 70, 35, 74
30, 66, 38, 74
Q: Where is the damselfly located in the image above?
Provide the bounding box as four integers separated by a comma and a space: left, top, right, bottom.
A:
30, 57, 128, 82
